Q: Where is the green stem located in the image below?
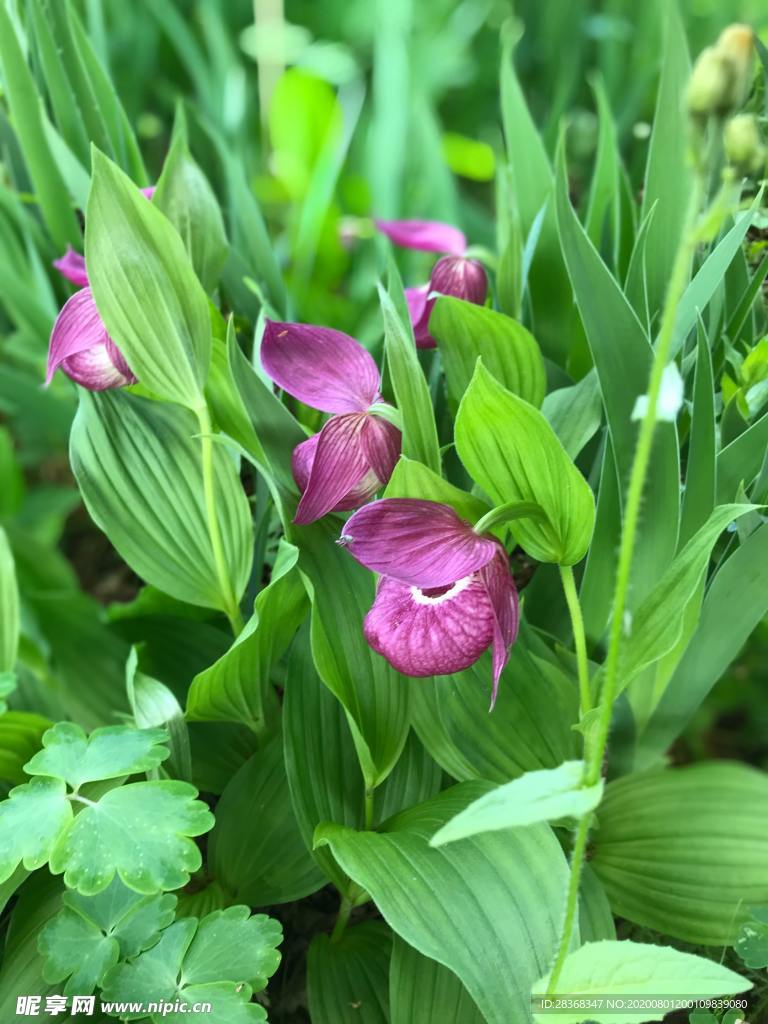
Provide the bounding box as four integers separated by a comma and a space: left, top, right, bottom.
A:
196, 405, 244, 637
331, 894, 352, 943
558, 564, 590, 718
364, 787, 375, 830
547, 173, 705, 995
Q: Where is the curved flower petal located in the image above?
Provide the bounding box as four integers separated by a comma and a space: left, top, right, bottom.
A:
46, 288, 135, 390
363, 573, 495, 677
479, 550, 520, 708
141, 186, 156, 200
261, 320, 382, 414
341, 498, 498, 588
429, 255, 488, 307
53, 248, 89, 288
292, 431, 380, 514
405, 285, 436, 349
374, 219, 466, 256
294, 414, 372, 524
360, 415, 401, 486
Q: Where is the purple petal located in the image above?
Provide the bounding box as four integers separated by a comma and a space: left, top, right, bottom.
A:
375, 219, 466, 255
294, 414, 372, 524
292, 430, 380, 515
429, 255, 488, 307
479, 550, 520, 709
141, 186, 156, 200
340, 498, 498, 588
405, 285, 436, 349
53, 248, 89, 288
46, 288, 136, 390
363, 573, 495, 677
261, 320, 382, 414
360, 415, 401, 486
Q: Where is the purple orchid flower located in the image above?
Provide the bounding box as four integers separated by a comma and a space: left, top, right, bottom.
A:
46, 187, 154, 390
260, 321, 402, 525
375, 219, 488, 348
340, 498, 519, 706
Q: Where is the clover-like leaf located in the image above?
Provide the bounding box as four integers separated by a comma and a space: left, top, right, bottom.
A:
38, 876, 178, 995
0, 776, 72, 882
102, 908, 282, 1023
0, 671, 16, 715
49, 781, 214, 894
734, 907, 768, 968
25, 722, 169, 789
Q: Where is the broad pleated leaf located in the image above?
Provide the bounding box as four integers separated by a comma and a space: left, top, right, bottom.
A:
307, 922, 391, 1024
70, 390, 252, 614
389, 937, 484, 1024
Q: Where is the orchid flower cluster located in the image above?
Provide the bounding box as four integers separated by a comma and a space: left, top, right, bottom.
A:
46, 216, 516, 695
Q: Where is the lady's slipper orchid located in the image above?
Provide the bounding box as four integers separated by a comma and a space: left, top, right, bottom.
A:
261, 321, 402, 524
340, 498, 519, 705
46, 187, 154, 391
375, 218, 488, 348
46, 251, 136, 391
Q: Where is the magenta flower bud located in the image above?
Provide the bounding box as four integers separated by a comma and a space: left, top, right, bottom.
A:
53, 247, 89, 287
340, 498, 519, 705
46, 288, 137, 391
408, 255, 489, 349
260, 321, 402, 524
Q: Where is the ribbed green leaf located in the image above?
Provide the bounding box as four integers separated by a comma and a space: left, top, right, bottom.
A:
455, 362, 595, 564
390, 937, 484, 1024
680, 326, 716, 544
385, 457, 488, 524
717, 408, 768, 502
0, 2, 81, 249
534, 940, 748, 1024
430, 296, 545, 410
70, 391, 252, 614
592, 764, 768, 944
411, 645, 578, 783
316, 785, 573, 1024
0, 528, 19, 674
86, 149, 211, 409
187, 542, 307, 730
542, 370, 603, 460
584, 75, 621, 268
208, 737, 325, 907
308, 922, 391, 1024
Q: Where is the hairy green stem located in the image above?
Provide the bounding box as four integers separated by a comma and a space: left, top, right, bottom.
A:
196, 405, 244, 637
558, 564, 590, 717
547, 175, 705, 995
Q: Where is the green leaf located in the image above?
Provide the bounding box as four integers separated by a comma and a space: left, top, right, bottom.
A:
154, 107, 229, 294
455, 362, 595, 564
296, 519, 410, 788
613, 504, 757, 699
734, 907, 768, 968
101, 907, 282, 1023
0, 673, 15, 716
38, 877, 177, 995
717, 408, 768, 502
187, 542, 307, 730
384, 456, 488, 525
411, 646, 578, 783
580, 865, 616, 944
389, 936, 484, 1024
49, 780, 214, 895
680, 326, 716, 544
639, 2, 691, 317
431, 761, 603, 846
127, 654, 192, 782
86, 148, 211, 409
71, 390, 252, 614
429, 296, 546, 410
0, 528, 19, 673
379, 279, 441, 474
24, 722, 169, 789
555, 139, 680, 602
542, 370, 603, 460
283, 628, 365, 891
641, 523, 768, 759
0, 777, 72, 882
0, 712, 52, 785
0, 2, 82, 249
208, 737, 325, 906
584, 74, 621, 268
533, 940, 748, 1024
591, 763, 768, 945
307, 922, 391, 1024
316, 785, 573, 1024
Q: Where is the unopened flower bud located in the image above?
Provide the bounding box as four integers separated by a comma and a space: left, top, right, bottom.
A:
429, 255, 488, 308
687, 23, 755, 118
724, 113, 766, 176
